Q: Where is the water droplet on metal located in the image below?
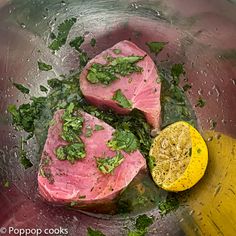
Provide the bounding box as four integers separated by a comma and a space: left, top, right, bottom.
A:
20, 23, 26, 29
214, 184, 221, 196
189, 210, 194, 215
221, 119, 227, 124
207, 137, 213, 142
198, 89, 203, 95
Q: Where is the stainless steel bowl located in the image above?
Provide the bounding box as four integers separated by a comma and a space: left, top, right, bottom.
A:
0, 0, 235, 235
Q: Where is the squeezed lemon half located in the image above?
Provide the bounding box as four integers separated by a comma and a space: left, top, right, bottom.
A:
149, 121, 208, 192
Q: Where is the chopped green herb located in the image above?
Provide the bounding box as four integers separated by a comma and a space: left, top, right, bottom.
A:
13, 83, 30, 94
3, 180, 10, 188
113, 48, 121, 54
107, 129, 139, 153
55, 103, 86, 163
69, 36, 84, 51
159, 68, 196, 128
56, 143, 85, 163
8, 97, 47, 133
87, 56, 144, 85
47, 78, 63, 88
197, 148, 201, 153
79, 195, 86, 199
128, 231, 145, 236
147, 155, 156, 171
37, 61, 52, 71
79, 51, 89, 67
40, 85, 48, 93
20, 137, 33, 169
183, 83, 192, 91
87, 227, 105, 236
128, 214, 154, 236
112, 89, 132, 109
94, 124, 104, 131
85, 126, 93, 137
195, 97, 206, 108
158, 193, 179, 215
96, 152, 124, 174
70, 201, 78, 207
171, 63, 185, 85
90, 38, 96, 47
49, 18, 77, 51
135, 214, 154, 231
146, 41, 168, 55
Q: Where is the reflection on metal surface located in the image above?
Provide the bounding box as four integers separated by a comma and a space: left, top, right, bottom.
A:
178, 131, 236, 235
0, 0, 236, 235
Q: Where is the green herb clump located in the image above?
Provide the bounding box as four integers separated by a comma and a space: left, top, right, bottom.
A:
158, 193, 179, 215
55, 103, 86, 163
49, 18, 77, 51
146, 41, 168, 55
112, 89, 132, 109
96, 152, 124, 174
128, 214, 154, 236
107, 130, 139, 153
13, 83, 30, 94
38, 61, 52, 71
87, 227, 105, 236
159, 66, 196, 128
90, 38, 96, 47
87, 56, 144, 85
69, 36, 84, 52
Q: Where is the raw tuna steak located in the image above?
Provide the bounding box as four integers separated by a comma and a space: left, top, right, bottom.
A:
38, 110, 146, 206
80, 40, 161, 128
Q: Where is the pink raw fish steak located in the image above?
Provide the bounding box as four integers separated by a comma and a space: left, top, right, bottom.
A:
79, 40, 161, 128
38, 110, 146, 205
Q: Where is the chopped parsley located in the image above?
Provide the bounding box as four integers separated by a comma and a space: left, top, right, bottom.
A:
112, 89, 132, 109
13, 83, 30, 94
37, 61, 52, 71
40, 85, 48, 93
87, 56, 144, 85
128, 214, 154, 236
3, 180, 10, 188
85, 126, 93, 137
69, 36, 84, 52
195, 97, 206, 108
158, 193, 179, 215
79, 51, 89, 67
159, 67, 196, 128
171, 63, 185, 85
70, 201, 78, 207
55, 103, 86, 163
146, 41, 168, 55
182, 83, 192, 91
20, 137, 33, 169
113, 49, 121, 54
87, 227, 105, 236
49, 17, 77, 51
96, 152, 124, 174
7, 97, 47, 133
90, 38, 96, 47
107, 129, 139, 153
94, 124, 104, 131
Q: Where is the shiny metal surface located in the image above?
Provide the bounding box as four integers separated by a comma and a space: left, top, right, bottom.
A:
0, 0, 235, 235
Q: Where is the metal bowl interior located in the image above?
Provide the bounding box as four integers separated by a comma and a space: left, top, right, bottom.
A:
0, 0, 236, 235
